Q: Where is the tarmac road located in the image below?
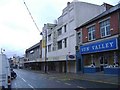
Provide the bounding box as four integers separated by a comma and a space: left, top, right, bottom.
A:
11, 69, 119, 90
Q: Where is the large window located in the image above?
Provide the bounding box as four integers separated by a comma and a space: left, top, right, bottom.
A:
57, 40, 62, 49
88, 26, 95, 41
77, 32, 82, 44
48, 34, 51, 41
64, 38, 67, 48
48, 44, 51, 52
100, 19, 110, 37
64, 25, 66, 33
57, 28, 62, 36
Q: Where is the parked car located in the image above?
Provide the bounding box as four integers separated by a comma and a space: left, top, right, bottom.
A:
11, 69, 17, 80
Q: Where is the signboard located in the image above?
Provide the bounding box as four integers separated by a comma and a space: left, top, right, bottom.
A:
42, 39, 46, 48
69, 55, 75, 59
80, 38, 118, 54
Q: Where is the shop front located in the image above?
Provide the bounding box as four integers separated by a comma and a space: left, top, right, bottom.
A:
80, 37, 120, 75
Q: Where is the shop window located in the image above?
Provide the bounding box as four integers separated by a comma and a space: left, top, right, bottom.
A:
88, 26, 95, 41
84, 55, 91, 66
100, 19, 110, 37
104, 57, 108, 64
113, 52, 119, 66
100, 56, 104, 64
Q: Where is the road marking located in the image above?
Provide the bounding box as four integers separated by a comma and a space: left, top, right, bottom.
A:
77, 86, 86, 89
44, 78, 47, 79
15, 83, 17, 90
80, 78, 119, 85
21, 77, 27, 82
28, 83, 34, 89
64, 83, 71, 85
18, 75, 20, 78
93, 80, 117, 85
56, 80, 60, 83
16, 72, 35, 90
15, 83, 17, 87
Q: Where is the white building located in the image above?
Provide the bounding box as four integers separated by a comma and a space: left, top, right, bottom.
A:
42, 1, 106, 73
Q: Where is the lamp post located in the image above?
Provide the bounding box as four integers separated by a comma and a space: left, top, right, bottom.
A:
40, 30, 47, 73
1, 48, 5, 54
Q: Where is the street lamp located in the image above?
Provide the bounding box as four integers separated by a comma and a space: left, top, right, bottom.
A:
1, 48, 5, 54
40, 31, 47, 73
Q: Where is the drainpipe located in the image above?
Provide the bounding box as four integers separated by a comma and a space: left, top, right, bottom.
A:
118, 3, 120, 62
118, 4, 120, 36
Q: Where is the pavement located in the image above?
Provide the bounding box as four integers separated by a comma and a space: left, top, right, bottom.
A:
22, 69, 120, 85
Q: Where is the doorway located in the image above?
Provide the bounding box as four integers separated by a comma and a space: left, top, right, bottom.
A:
99, 54, 108, 71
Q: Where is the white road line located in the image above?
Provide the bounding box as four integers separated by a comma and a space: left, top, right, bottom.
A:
79, 78, 118, 85
18, 74, 35, 90
21, 78, 27, 82
28, 83, 34, 89
56, 81, 60, 83
64, 83, 71, 85
77, 86, 86, 89
15, 83, 17, 87
15, 83, 17, 90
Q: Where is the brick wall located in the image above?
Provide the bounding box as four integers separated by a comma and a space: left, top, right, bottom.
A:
81, 11, 119, 43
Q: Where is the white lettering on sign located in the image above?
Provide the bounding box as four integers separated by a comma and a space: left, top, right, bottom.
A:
81, 41, 114, 52
105, 43, 109, 48
109, 42, 113, 47
81, 47, 89, 52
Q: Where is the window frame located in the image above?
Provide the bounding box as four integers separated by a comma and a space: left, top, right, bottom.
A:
87, 25, 96, 41
48, 44, 51, 52
57, 40, 62, 50
100, 19, 110, 38
57, 27, 62, 36
64, 25, 67, 33
77, 31, 82, 44
48, 34, 51, 41
64, 38, 67, 48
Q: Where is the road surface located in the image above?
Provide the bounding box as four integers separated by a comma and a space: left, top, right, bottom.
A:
11, 69, 119, 89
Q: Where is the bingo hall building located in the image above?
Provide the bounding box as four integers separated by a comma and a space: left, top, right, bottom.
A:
75, 3, 120, 75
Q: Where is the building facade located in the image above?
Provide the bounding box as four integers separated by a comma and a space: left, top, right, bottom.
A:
42, 1, 106, 73
75, 3, 120, 74
24, 40, 43, 70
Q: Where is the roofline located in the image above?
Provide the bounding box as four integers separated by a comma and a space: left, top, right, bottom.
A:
26, 41, 41, 52
75, 3, 120, 30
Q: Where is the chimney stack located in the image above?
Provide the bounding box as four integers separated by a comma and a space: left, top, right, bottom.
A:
67, 2, 70, 6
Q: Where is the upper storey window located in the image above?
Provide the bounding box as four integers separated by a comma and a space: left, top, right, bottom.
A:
57, 28, 62, 36
100, 19, 110, 37
88, 26, 95, 41
48, 34, 51, 41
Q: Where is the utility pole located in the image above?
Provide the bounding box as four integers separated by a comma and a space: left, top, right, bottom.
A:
40, 29, 47, 73
23, 0, 47, 73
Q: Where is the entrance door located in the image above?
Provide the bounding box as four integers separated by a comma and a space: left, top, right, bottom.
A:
100, 55, 108, 71
77, 59, 81, 72
100, 56, 104, 71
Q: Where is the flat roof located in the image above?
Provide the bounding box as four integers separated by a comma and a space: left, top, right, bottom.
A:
26, 42, 40, 52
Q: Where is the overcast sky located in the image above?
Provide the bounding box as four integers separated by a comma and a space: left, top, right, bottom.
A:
0, 0, 119, 58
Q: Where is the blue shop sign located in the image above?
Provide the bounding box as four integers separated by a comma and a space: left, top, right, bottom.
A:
80, 38, 118, 54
